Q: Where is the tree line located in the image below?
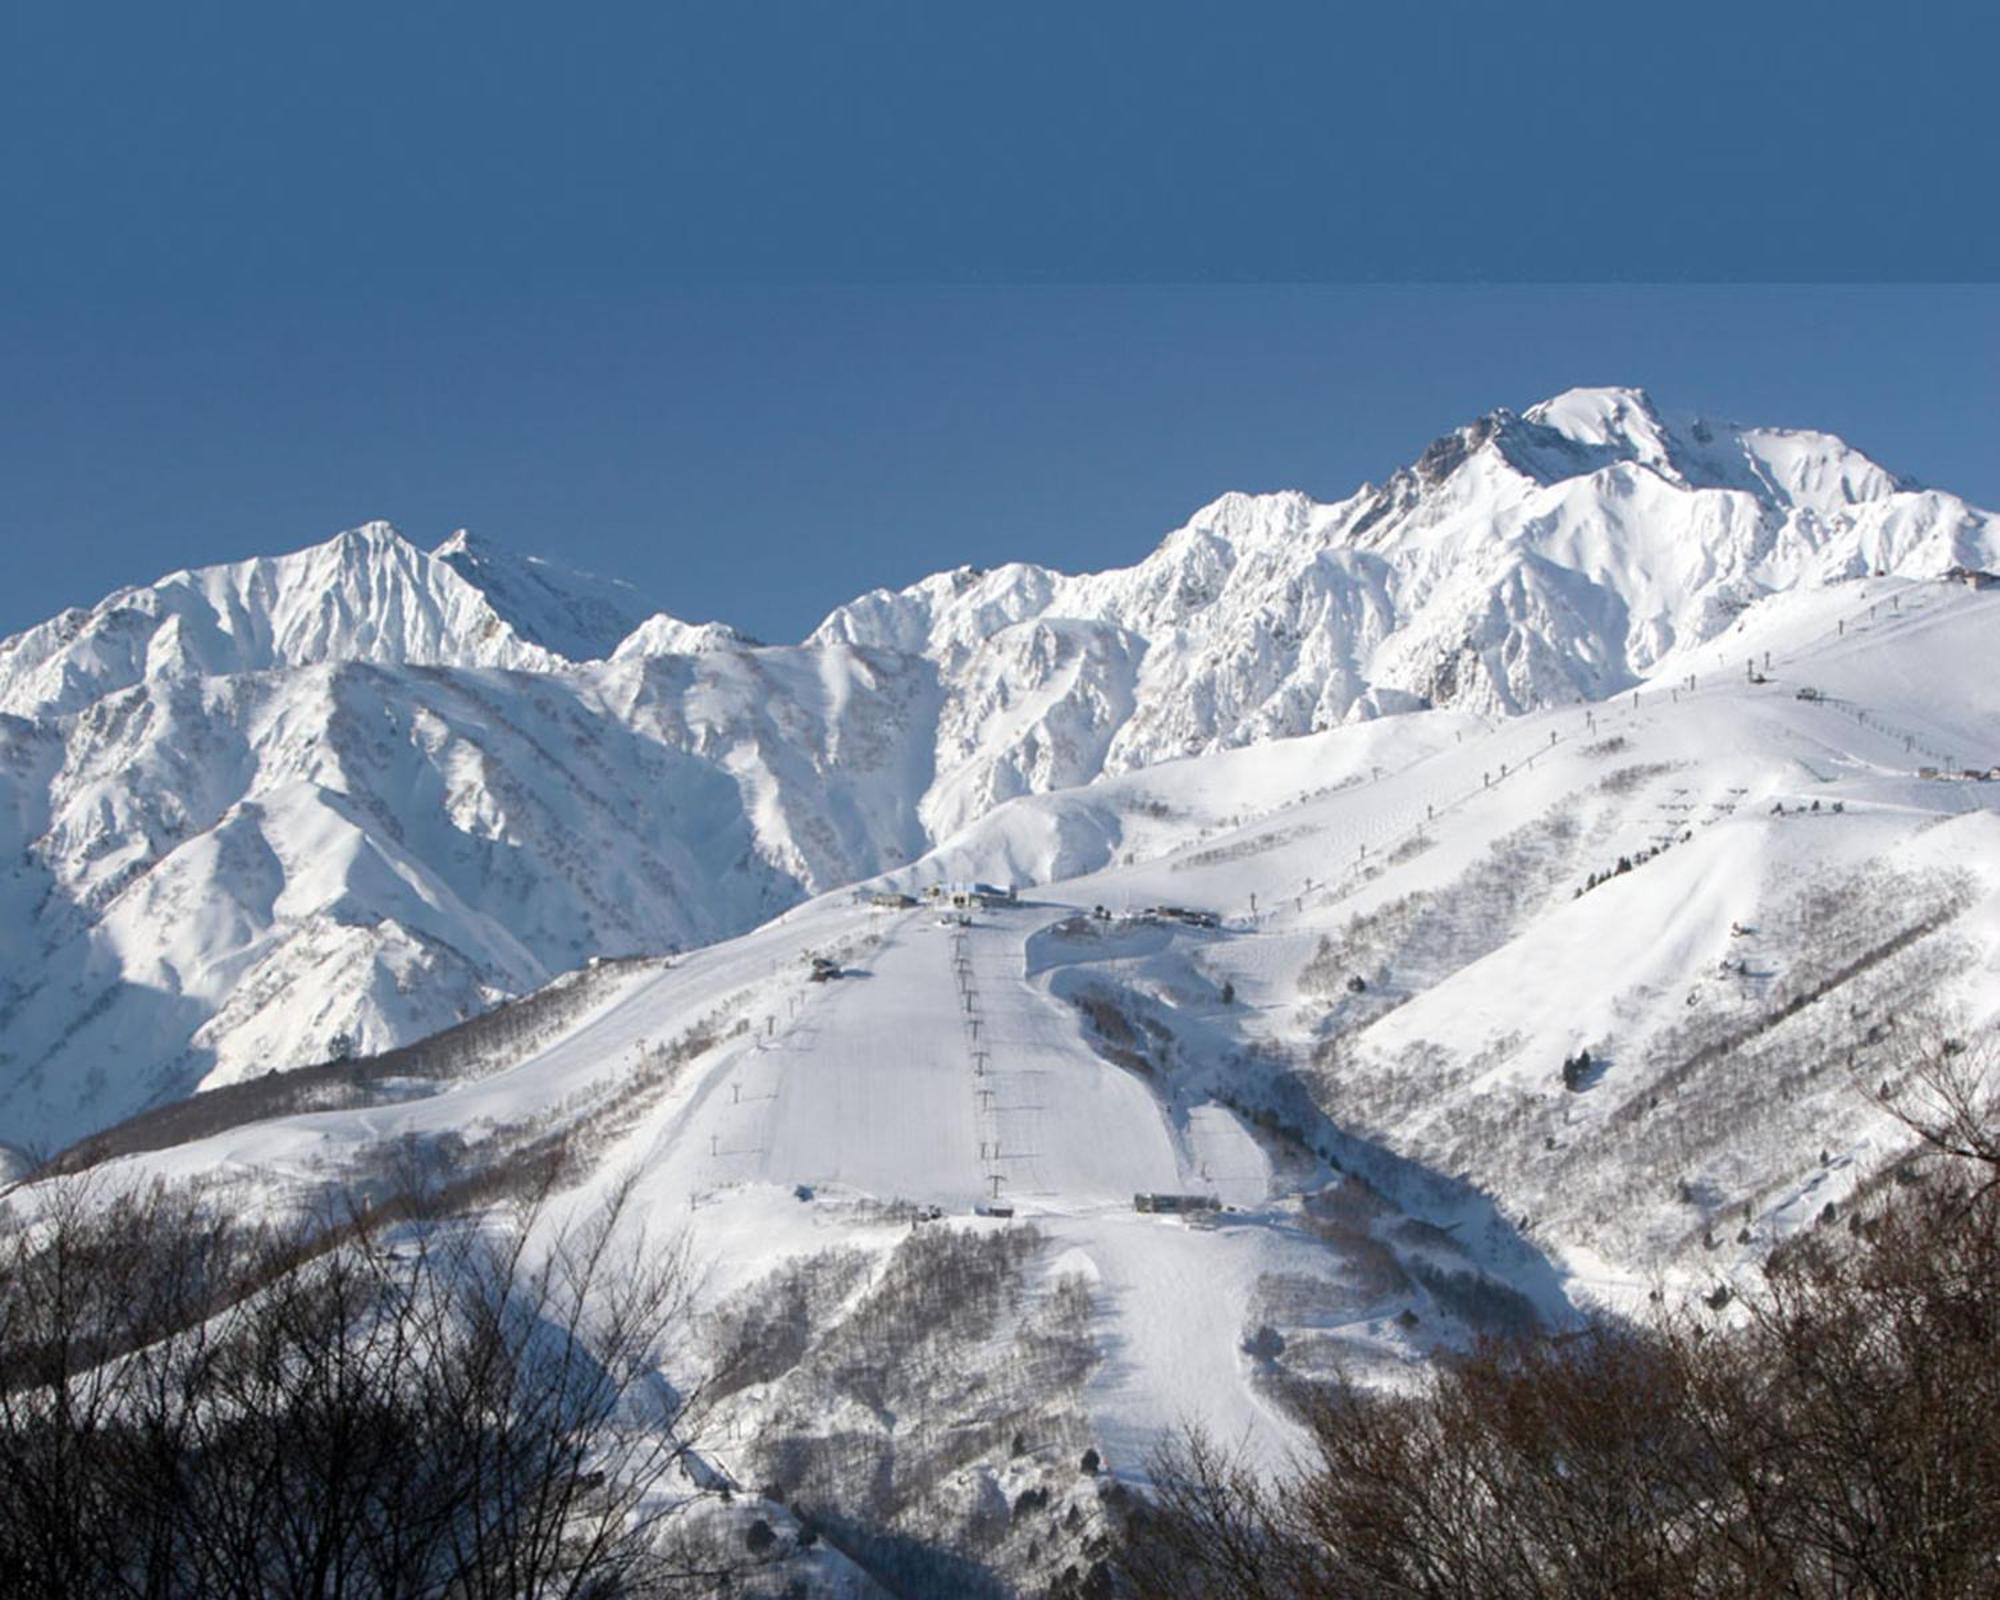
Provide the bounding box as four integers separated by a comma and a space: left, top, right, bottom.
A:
0, 1173, 727, 1598
1114, 1048, 2000, 1598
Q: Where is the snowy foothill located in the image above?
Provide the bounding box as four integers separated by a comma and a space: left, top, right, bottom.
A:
3, 390, 2000, 1578
9, 387, 1995, 1156
17, 566, 2000, 1505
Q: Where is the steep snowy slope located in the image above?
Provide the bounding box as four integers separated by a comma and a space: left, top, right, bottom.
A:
4, 389, 1996, 1158
0, 530, 937, 1149
0, 660, 787, 1147
0, 523, 554, 720
904, 575, 2000, 1303
23, 575, 1997, 1594
816, 388, 1997, 834
430, 528, 660, 659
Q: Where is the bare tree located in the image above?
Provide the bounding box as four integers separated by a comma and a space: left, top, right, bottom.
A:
1117, 1046, 2000, 1599
0, 1169, 726, 1598
1876, 1029, 2000, 1197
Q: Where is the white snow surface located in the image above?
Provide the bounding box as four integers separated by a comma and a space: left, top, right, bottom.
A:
429, 528, 661, 661
11, 564, 2000, 1494
2, 387, 1996, 1162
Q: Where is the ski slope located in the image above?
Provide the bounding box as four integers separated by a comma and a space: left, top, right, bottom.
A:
518, 897, 1444, 1471
11, 570, 2000, 1527
47, 860, 1523, 1479
745, 909, 1184, 1209
8, 388, 2000, 1162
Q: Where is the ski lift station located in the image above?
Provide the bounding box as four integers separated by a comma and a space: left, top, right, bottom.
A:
924, 881, 1019, 910
1133, 1192, 1222, 1215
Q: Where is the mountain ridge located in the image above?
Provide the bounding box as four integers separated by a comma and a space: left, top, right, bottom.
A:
20, 571, 2000, 1590
2, 386, 1995, 1152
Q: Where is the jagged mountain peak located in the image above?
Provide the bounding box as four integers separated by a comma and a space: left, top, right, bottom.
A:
3, 390, 1996, 1155
332, 515, 411, 545
293, 517, 445, 573
1496, 386, 1916, 509
610, 613, 755, 657
1358, 387, 1671, 501
1363, 387, 1918, 522
429, 526, 661, 661
1521, 383, 1669, 449
802, 388, 1996, 788
0, 521, 688, 720
0, 522, 561, 720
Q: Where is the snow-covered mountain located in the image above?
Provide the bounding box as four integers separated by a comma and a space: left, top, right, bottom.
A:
1, 523, 544, 722
817, 386, 1993, 831
18, 568, 2000, 1594
3, 386, 1995, 1153
429, 527, 661, 660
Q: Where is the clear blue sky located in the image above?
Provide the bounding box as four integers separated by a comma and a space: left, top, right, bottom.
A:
2, 5, 1996, 642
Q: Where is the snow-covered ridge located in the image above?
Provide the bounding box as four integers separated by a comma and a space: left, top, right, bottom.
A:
430, 527, 661, 661
23, 576, 2000, 1547
2, 387, 1996, 1152
0, 523, 493, 719
791, 388, 1998, 844
813, 386, 1994, 776
0, 519, 746, 725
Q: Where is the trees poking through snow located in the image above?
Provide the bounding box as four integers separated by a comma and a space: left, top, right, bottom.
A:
1561, 1048, 1593, 1092
1314, 860, 1980, 1270
1117, 1176, 2000, 1598
1300, 797, 1601, 1011
709, 1224, 1105, 1595
42, 955, 670, 1177
1112, 1046, 2000, 1599
0, 1172, 718, 1597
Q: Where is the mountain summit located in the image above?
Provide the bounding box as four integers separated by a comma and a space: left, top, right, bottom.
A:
429, 527, 660, 661
0, 521, 679, 721
1, 391, 1994, 1150
813, 386, 1993, 825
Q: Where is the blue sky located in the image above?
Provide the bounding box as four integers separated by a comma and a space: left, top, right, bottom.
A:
7, 285, 1997, 642
2, 5, 1995, 641
7, 2, 1994, 292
